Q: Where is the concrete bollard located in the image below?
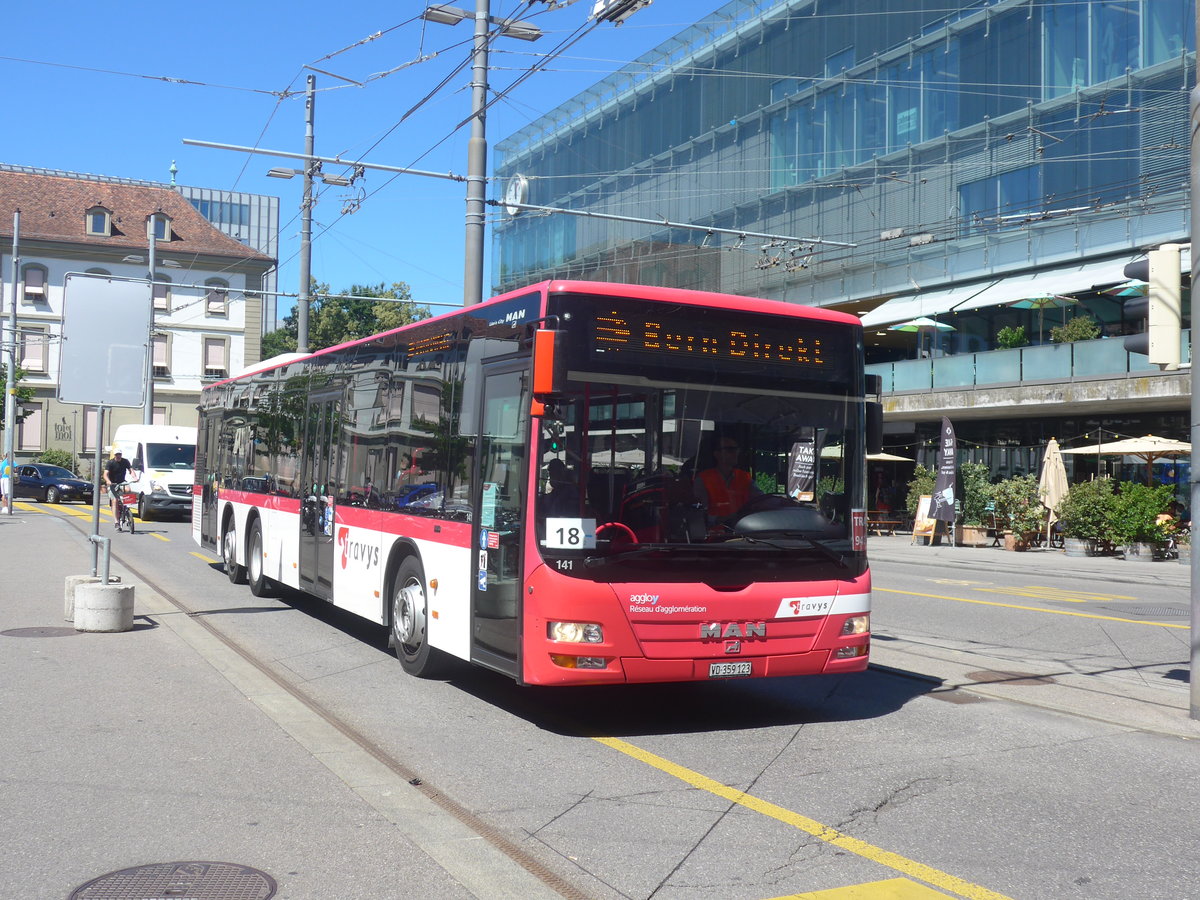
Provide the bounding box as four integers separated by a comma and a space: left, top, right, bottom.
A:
64, 575, 122, 622
73, 582, 135, 633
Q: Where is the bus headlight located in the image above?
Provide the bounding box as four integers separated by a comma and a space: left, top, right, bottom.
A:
841, 615, 869, 636
548, 621, 603, 643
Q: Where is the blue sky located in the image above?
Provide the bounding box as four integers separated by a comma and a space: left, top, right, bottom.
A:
4, 1, 732, 322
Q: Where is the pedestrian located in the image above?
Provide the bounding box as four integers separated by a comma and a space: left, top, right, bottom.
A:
0, 455, 10, 512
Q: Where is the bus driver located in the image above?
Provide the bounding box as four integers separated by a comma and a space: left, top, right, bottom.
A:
693, 433, 761, 526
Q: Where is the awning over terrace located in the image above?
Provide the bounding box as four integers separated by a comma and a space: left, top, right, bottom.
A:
859, 256, 1153, 328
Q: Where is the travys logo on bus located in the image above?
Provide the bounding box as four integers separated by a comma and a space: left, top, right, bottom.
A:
337, 527, 380, 570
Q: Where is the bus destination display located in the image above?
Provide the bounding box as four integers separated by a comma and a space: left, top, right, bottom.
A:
582, 300, 846, 376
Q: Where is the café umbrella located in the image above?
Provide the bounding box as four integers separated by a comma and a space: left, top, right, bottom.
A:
1038, 437, 1069, 545
1060, 434, 1191, 484
886, 317, 955, 332
887, 317, 955, 358
1101, 280, 1147, 298
1007, 293, 1078, 341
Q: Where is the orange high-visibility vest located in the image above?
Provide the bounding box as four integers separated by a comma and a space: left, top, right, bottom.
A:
698, 468, 752, 518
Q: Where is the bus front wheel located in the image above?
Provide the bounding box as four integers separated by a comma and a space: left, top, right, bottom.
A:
391, 557, 444, 678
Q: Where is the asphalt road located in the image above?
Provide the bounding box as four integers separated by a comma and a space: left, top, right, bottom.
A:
16, 503, 1200, 900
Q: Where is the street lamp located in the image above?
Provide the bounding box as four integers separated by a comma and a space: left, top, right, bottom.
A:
422, 1, 542, 305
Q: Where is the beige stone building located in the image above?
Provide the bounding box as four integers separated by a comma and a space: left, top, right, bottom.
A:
0, 170, 276, 476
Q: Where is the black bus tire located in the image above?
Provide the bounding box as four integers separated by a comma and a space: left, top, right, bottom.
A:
223, 520, 246, 584
247, 519, 275, 597
391, 556, 445, 678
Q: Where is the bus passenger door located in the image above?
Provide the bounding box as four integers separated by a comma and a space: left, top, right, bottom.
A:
299, 391, 341, 599
470, 363, 528, 677
197, 415, 220, 549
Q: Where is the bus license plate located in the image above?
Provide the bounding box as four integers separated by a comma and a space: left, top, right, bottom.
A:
709, 661, 752, 678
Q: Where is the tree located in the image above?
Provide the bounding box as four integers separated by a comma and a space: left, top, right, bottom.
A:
37, 448, 77, 470
261, 281, 430, 356
0, 362, 35, 429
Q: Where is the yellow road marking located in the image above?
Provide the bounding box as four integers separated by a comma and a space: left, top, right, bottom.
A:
190, 551, 219, 564
878, 587, 1185, 629
148, 532, 170, 542
776, 878, 956, 898
973, 585, 1135, 604
14, 501, 102, 521
595, 736, 1013, 900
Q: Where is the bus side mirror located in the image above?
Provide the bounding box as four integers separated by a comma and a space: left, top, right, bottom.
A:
531, 329, 566, 417
866, 402, 883, 455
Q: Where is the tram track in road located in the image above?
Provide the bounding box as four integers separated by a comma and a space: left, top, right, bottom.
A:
48, 508, 592, 900
42, 505, 1021, 899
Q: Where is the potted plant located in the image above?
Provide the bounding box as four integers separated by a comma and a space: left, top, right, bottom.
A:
956, 461, 994, 546
996, 325, 1028, 350
1055, 477, 1117, 556
992, 473, 1044, 550
1175, 528, 1190, 565
1048, 315, 1101, 344
905, 464, 939, 543
905, 465, 935, 520
1109, 481, 1175, 560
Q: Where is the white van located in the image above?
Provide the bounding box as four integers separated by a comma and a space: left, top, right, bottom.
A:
111, 424, 197, 520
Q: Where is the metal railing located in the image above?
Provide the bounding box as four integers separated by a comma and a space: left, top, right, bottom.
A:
866, 331, 1191, 393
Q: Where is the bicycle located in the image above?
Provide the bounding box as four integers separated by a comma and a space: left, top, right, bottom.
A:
112, 482, 137, 534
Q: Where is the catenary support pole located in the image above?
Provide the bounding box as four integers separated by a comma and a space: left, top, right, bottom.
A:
3, 211, 19, 516
142, 227, 156, 424
297, 74, 315, 353
462, 0, 490, 306
1190, 6, 1199, 721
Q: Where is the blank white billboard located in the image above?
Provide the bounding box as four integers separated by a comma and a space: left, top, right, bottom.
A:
58, 273, 151, 408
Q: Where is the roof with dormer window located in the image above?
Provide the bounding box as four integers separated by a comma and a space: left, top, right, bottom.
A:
0, 170, 274, 265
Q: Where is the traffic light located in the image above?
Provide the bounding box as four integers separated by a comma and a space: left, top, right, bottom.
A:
1123, 243, 1182, 371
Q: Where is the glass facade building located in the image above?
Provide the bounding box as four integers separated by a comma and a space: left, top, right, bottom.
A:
495, 0, 1193, 308
493, 0, 1196, 489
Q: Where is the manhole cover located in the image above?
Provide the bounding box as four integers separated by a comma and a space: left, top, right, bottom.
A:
929, 688, 988, 704
68, 861, 276, 899
2, 626, 79, 638
965, 669, 1054, 686
1115, 605, 1189, 618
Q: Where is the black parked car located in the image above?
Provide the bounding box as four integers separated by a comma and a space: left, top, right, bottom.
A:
14, 464, 94, 504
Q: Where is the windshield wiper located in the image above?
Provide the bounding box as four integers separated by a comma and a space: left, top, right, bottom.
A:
582, 544, 675, 567
736, 530, 848, 568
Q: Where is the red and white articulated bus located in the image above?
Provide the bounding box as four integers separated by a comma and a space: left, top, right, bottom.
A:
194, 280, 881, 686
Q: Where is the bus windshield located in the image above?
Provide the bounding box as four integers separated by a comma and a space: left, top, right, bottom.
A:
536, 295, 864, 579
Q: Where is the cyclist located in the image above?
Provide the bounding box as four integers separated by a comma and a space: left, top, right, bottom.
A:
104, 449, 134, 527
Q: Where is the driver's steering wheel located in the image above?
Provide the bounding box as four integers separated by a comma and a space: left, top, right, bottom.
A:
596, 521, 639, 545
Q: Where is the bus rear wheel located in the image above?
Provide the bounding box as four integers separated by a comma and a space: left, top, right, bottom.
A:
246, 520, 274, 597
223, 521, 246, 584
391, 557, 444, 678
